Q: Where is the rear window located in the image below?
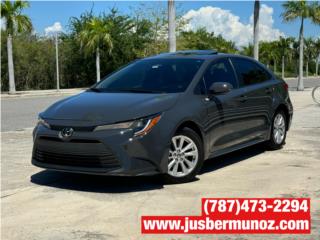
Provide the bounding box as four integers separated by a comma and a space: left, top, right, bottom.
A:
95, 58, 204, 93
231, 58, 272, 86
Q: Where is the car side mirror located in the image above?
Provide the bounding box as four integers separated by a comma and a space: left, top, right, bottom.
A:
209, 82, 233, 95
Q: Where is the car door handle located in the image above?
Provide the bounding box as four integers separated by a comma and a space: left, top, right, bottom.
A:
238, 95, 248, 103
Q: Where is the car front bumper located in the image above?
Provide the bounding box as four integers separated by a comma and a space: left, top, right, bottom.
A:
32, 120, 172, 176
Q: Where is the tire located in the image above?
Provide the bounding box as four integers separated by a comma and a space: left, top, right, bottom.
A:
266, 110, 287, 150
163, 128, 204, 184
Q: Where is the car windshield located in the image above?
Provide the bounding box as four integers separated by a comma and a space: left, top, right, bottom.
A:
93, 58, 204, 93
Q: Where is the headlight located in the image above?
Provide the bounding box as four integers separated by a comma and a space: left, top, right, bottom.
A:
94, 114, 161, 137
132, 115, 161, 137
37, 116, 50, 129
94, 121, 134, 131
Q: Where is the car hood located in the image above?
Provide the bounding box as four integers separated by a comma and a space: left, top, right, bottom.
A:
42, 91, 180, 125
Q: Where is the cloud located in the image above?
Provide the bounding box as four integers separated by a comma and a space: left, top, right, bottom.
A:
45, 22, 63, 35
182, 4, 284, 47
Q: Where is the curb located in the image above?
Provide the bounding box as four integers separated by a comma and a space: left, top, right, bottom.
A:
284, 77, 320, 80
1, 88, 85, 99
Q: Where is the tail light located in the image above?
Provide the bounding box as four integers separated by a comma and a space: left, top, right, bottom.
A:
283, 82, 289, 91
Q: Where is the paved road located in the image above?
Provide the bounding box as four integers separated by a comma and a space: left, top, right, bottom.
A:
1, 77, 319, 132
1, 95, 67, 132
285, 77, 320, 90
1, 90, 320, 239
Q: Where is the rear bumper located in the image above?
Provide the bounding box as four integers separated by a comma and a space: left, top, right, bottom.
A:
32, 120, 171, 176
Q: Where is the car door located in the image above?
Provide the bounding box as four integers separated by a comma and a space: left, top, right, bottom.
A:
200, 58, 252, 154
230, 57, 274, 142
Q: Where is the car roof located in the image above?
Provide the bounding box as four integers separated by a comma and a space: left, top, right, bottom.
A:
144, 50, 251, 61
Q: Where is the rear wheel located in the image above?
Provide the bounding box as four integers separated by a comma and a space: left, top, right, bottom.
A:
266, 110, 287, 150
164, 128, 204, 184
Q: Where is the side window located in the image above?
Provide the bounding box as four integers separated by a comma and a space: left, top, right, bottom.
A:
231, 58, 271, 86
203, 58, 238, 90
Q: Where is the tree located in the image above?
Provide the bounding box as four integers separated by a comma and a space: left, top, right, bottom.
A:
1, 0, 32, 94
180, 28, 212, 50
1, 33, 57, 91
67, 9, 154, 87
241, 44, 254, 57
282, 0, 320, 90
253, 0, 260, 60
263, 41, 280, 74
314, 38, 320, 76
304, 38, 316, 78
78, 16, 113, 82
278, 37, 294, 78
168, 0, 176, 52
179, 28, 237, 53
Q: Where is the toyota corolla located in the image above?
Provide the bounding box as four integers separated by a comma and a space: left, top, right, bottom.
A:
32, 50, 293, 183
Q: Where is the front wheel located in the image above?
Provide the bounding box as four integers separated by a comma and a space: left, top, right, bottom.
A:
163, 128, 204, 184
266, 110, 287, 150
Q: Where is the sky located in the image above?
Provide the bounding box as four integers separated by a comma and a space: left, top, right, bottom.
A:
23, 1, 320, 47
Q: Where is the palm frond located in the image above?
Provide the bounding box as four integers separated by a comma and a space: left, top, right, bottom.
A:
15, 14, 32, 33
281, 1, 302, 22
78, 16, 114, 56
0, 0, 32, 34
309, 2, 320, 24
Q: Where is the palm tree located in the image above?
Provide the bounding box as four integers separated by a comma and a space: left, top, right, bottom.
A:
168, 0, 176, 52
79, 17, 113, 82
269, 41, 281, 74
260, 42, 273, 68
253, 0, 260, 60
291, 41, 300, 77
304, 38, 316, 78
1, 0, 32, 94
282, 1, 320, 91
278, 37, 294, 78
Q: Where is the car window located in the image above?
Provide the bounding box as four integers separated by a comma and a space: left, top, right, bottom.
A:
95, 58, 204, 93
231, 58, 272, 86
203, 58, 238, 91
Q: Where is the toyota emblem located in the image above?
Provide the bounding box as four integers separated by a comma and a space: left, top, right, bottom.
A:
59, 127, 74, 140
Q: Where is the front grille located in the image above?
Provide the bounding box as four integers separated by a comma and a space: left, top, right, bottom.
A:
39, 136, 100, 143
33, 138, 120, 169
50, 125, 95, 132
34, 149, 120, 168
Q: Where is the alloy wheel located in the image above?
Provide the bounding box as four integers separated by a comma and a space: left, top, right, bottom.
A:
273, 113, 286, 144
168, 135, 199, 177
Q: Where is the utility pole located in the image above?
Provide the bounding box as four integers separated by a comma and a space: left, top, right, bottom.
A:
297, 18, 304, 91
168, 0, 176, 52
55, 32, 60, 91
253, 0, 260, 60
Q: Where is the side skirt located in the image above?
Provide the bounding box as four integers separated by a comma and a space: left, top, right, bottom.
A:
207, 137, 267, 160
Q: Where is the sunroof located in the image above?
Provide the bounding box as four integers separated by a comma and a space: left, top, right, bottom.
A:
173, 50, 218, 55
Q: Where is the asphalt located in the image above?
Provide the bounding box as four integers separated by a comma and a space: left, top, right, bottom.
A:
1, 95, 68, 132
285, 77, 320, 90
1, 90, 320, 239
